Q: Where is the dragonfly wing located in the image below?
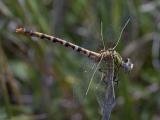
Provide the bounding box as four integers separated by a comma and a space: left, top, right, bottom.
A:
95, 57, 116, 120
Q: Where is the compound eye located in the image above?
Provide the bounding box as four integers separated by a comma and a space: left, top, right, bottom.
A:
124, 58, 129, 63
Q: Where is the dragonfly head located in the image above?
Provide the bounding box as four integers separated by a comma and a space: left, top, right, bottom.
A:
122, 58, 133, 72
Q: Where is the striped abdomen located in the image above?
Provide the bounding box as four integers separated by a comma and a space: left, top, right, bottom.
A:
16, 27, 100, 60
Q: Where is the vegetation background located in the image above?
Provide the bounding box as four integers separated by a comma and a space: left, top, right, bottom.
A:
0, 0, 160, 120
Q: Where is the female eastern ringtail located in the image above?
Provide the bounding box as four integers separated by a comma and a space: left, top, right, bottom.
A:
16, 21, 133, 120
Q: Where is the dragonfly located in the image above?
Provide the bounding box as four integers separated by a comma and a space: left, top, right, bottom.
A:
16, 19, 133, 120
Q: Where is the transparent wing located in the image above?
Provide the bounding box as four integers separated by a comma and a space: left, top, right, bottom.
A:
72, 58, 98, 103
95, 56, 116, 120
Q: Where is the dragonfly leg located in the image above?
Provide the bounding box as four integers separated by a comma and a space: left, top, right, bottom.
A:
98, 69, 111, 85
98, 68, 107, 74
99, 68, 104, 73
102, 78, 109, 85
113, 77, 119, 86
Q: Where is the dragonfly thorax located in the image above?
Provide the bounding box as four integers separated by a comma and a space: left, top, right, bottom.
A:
100, 49, 120, 60
99, 49, 115, 59
98, 50, 133, 72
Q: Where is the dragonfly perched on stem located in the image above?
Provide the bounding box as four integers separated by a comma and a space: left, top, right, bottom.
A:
16, 19, 133, 120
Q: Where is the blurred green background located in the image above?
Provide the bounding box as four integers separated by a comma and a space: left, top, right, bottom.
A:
0, 0, 160, 120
